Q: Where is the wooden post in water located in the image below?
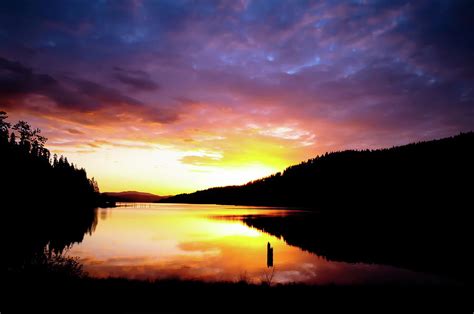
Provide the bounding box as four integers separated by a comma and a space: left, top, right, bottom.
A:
267, 242, 273, 268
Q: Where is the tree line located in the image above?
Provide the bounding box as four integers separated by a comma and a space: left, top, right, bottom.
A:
162, 131, 474, 213
1, 110, 101, 208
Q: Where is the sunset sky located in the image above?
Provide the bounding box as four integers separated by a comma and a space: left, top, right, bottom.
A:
1, 0, 473, 195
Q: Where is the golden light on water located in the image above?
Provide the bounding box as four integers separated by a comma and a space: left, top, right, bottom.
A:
67, 204, 435, 284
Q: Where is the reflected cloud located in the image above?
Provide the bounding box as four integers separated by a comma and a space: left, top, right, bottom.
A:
178, 241, 221, 255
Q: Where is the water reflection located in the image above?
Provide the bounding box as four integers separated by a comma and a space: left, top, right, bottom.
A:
5, 205, 98, 270
66, 203, 449, 285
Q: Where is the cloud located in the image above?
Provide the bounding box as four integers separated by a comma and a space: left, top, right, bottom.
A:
0, 56, 76, 107
0, 56, 179, 124
113, 67, 160, 91
180, 154, 223, 166
0, 56, 137, 109
66, 128, 84, 135
66, 76, 142, 106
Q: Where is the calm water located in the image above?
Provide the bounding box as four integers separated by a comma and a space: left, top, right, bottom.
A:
67, 203, 445, 284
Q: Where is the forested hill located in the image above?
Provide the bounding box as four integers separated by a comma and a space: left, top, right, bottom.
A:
103, 191, 165, 203
161, 132, 474, 211
1, 111, 102, 208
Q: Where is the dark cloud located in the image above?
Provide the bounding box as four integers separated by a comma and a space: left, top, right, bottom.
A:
0, 56, 141, 109
66, 128, 84, 135
0, 56, 86, 108
67, 76, 142, 106
392, 0, 474, 77
0, 56, 179, 124
113, 67, 159, 91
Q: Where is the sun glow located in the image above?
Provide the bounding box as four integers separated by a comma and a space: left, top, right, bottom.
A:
59, 145, 284, 195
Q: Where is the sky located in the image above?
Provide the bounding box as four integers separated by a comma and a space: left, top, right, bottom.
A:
1, 0, 473, 195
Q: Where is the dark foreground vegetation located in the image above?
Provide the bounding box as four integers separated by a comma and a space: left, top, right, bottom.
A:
4, 259, 471, 312
162, 132, 474, 213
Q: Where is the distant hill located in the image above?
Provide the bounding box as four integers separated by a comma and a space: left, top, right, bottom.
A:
103, 191, 165, 203
161, 132, 474, 212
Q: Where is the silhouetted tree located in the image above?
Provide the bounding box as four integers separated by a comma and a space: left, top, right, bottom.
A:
53, 153, 58, 167
90, 177, 100, 193
2, 111, 103, 209
13, 120, 34, 150
0, 111, 10, 144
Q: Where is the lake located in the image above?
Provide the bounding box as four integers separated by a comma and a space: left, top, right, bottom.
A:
66, 203, 449, 285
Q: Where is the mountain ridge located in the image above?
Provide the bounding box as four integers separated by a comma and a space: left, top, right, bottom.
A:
103, 191, 166, 203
